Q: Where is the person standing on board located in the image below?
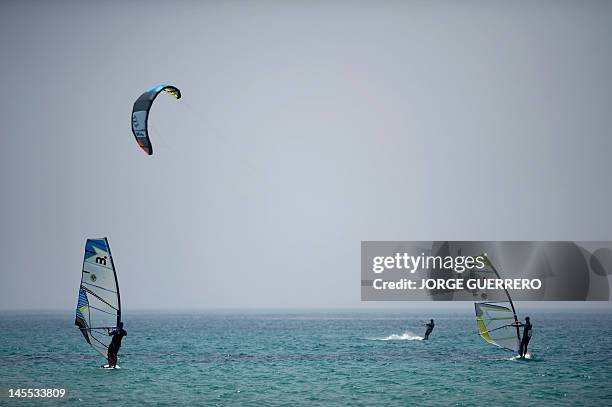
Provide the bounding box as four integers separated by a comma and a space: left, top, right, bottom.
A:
513, 316, 532, 358
107, 321, 127, 367
423, 319, 435, 340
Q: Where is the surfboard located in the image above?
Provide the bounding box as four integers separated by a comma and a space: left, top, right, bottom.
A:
101, 364, 120, 369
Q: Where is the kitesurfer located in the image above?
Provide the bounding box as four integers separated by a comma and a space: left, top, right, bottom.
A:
513, 316, 532, 358
423, 319, 435, 340
107, 321, 127, 367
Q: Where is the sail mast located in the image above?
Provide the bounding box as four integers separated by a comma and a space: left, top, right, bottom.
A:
105, 237, 121, 325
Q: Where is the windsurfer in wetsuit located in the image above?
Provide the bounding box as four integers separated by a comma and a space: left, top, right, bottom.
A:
423, 319, 435, 340
513, 316, 532, 358
107, 321, 127, 367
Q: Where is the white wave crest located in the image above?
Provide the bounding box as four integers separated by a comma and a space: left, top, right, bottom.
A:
368, 332, 424, 341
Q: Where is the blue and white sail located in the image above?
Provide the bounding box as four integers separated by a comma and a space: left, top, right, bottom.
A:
75, 238, 121, 359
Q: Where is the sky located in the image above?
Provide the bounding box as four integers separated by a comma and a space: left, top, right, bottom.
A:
1, 0, 612, 310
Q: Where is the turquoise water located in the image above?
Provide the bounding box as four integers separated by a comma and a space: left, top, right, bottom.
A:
1, 309, 612, 406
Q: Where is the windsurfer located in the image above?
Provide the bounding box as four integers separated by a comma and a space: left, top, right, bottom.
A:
512, 316, 532, 358
107, 322, 127, 367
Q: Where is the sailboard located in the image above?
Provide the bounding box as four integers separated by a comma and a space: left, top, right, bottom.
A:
474, 259, 521, 353
74, 238, 121, 360
101, 364, 121, 369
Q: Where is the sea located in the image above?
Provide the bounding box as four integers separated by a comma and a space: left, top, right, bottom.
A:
1, 307, 611, 406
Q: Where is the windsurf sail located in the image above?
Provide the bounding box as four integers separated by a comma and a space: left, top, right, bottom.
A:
75, 238, 121, 359
474, 259, 521, 353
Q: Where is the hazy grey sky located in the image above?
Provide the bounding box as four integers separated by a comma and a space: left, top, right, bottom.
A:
1, 1, 611, 310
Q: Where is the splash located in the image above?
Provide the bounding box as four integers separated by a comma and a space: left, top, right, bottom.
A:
508, 353, 532, 361
368, 332, 424, 341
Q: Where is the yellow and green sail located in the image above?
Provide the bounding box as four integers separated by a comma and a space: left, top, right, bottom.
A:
474, 256, 521, 353
474, 302, 520, 352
